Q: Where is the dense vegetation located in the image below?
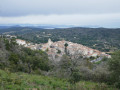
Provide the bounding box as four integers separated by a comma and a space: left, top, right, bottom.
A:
1, 27, 120, 52
0, 35, 120, 89
0, 69, 117, 90
108, 51, 120, 88
0, 37, 50, 74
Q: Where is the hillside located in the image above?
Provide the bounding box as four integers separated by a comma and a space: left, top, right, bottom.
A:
0, 37, 50, 74
14, 37, 110, 62
0, 35, 120, 89
0, 27, 120, 52
0, 69, 117, 90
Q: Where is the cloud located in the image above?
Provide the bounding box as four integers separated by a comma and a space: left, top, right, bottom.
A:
0, 0, 120, 27
0, 13, 120, 28
0, 0, 120, 16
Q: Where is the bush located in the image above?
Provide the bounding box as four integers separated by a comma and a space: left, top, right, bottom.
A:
108, 50, 120, 88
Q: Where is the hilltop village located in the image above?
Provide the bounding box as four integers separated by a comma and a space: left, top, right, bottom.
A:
16, 38, 111, 61
1, 34, 110, 61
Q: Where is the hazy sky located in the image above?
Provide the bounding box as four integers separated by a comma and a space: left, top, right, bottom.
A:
0, 0, 120, 27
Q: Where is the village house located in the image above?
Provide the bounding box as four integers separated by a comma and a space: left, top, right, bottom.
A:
15, 38, 111, 61
16, 39, 27, 46
39, 38, 111, 60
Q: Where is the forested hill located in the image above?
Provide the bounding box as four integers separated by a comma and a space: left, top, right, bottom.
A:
1, 27, 119, 52
0, 37, 50, 73
0, 27, 120, 52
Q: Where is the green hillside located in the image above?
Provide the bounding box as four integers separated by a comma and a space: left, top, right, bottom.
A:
0, 36, 120, 89
0, 69, 117, 90
1, 27, 120, 52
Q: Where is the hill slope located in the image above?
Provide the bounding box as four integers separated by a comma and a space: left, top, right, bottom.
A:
1, 27, 119, 52
0, 69, 117, 90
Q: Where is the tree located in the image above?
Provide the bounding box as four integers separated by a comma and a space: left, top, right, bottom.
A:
4, 39, 11, 50
23, 48, 50, 73
64, 43, 68, 55
108, 51, 120, 88
8, 53, 19, 72
26, 56, 33, 74
9, 53, 19, 64
57, 55, 82, 83
57, 49, 61, 54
